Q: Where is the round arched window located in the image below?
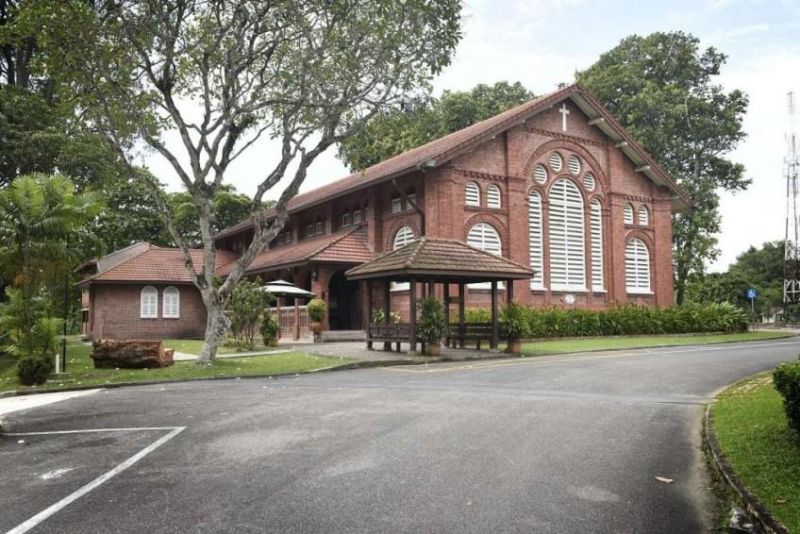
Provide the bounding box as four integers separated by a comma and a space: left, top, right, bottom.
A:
534, 164, 548, 184
548, 152, 563, 172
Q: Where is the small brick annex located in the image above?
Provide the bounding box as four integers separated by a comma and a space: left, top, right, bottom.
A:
78, 84, 689, 340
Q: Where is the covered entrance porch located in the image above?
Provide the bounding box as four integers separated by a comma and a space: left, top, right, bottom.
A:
346, 237, 533, 354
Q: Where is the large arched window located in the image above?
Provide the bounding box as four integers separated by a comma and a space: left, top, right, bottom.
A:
548, 179, 586, 290
391, 226, 416, 291
140, 286, 158, 319
590, 199, 604, 290
528, 191, 544, 289
465, 181, 481, 207
163, 286, 180, 319
486, 184, 502, 209
625, 238, 651, 293
467, 223, 502, 255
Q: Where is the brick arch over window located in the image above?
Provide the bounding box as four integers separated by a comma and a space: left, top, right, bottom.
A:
464, 212, 508, 255
522, 139, 608, 192
383, 216, 421, 252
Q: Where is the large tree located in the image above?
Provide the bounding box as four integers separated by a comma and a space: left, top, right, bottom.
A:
577, 32, 749, 305
339, 81, 535, 171
54, 0, 462, 362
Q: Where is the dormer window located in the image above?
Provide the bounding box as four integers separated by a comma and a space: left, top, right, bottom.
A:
306, 223, 314, 237
315, 221, 324, 234
342, 212, 351, 227
353, 209, 363, 224
391, 194, 402, 214
406, 189, 417, 211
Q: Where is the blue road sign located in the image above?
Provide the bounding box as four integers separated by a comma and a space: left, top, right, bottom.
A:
747, 288, 758, 299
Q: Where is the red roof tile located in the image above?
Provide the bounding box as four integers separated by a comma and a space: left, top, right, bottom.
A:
215, 225, 372, 277
216, 84, 689, 240
80, 244, 238, 285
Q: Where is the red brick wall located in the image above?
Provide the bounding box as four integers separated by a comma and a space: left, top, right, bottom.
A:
88, 283, 206, 340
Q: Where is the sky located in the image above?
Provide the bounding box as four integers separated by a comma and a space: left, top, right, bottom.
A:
144, 0, 800, 272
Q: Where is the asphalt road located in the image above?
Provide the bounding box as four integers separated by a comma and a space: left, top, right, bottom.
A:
2, 337, 799, 534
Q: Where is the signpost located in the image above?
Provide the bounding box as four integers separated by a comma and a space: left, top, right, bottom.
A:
747, 288, 758, 324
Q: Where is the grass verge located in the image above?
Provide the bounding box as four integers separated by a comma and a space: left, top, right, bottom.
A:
163, 338, 261, 355
519, 331, 793, 356
0, 341, 353, 394
712, 374, 800, 532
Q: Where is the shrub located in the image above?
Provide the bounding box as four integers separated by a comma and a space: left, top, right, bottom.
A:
371, 308, 386, 324
307, 298, 327, 323
465, 308, 491, 324
774, 359, 800, 434
260, 312, 280, 346
228, 278, 271, 349
17, 356, 52, 386
500, 301, 530, 341
416, 297, 448, 345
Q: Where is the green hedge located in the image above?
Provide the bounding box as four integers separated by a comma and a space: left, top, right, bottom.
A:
774, 359, 800, 434
464, 303, 748, 337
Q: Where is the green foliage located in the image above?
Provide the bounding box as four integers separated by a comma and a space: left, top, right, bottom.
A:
499, 301, 530, 341
774, 359, 800, 435
464, 307, 491, 324
371, 308, 386, 324
0, 286, 63, 358
227, 279, 270, 349
514, 303, 747, 339
339, 81, 535, 170
260, 312, 279, 346
307, 299, 327, 323
416, 297, 448, 345
16, 356, 52, 386
578, 32, 749, 304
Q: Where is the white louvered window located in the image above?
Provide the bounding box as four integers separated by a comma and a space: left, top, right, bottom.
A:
528, 191, 544, 289
140, 286, 158, 319
353, 210, 363, 224
341, 212, 351, 227
623, 204, 634, 225
163, 286, 180, 319
626, 238, 651, 293
590, 199, 604, 291
548, 179, 586, 291
549, 152, 563, 172
391, 226, 416, 291
467, 223, 502, 289
568, 155, 581, 175
638, 205, 649, 226
465, 182, 480, 206
487, 184, 502, 209
315, 221, 324, 234
583, 173, 596, 192
406, 192, 416, 211
534, 164, 548, 184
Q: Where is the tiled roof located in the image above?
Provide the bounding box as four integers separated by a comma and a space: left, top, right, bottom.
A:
345, 237, 533, 281
216, 84, 690, 240
80, 244, 238, 285
215, 225, 372, 277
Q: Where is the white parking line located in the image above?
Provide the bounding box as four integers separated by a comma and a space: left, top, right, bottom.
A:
0, 389, 101, 416
6, 426, 185, 534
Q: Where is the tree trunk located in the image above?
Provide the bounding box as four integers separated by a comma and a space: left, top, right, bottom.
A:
197, 304, 229, 364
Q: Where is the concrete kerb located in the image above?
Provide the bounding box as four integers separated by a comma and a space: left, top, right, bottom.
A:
703, 402, 789, 534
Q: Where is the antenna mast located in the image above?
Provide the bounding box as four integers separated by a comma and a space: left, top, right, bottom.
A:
784, 91, 800, 304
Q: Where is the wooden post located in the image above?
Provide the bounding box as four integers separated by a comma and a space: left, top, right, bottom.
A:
367, 282, 373, 350
409, 278, 417, 354
294, 299, 300, 340
490, 281, 498, 350
383, 279, 391, 351
458, 282, 465, 348
276, 297, 282, 340
443, 282, 450, 347
427, 281, 435, 299
507, 279, 514, 308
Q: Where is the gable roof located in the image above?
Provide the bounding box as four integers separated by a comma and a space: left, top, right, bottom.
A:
215, 225, 372, 277
78, 243, 238, 285
346, 237, 533, 282
216, 84, 690, 240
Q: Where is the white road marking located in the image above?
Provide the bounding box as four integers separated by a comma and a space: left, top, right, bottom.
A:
40, 468, 75, 480
0, 389, 101, 416
5, 427, 183, 436
6, 426, 185, 534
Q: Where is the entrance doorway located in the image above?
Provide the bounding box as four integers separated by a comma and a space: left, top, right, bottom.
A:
328, 270, 362, 330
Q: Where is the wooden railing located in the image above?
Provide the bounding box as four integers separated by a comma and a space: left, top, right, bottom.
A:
268, 305, 310, 340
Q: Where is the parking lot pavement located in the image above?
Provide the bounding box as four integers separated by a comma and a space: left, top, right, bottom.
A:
1, 337, 799, 533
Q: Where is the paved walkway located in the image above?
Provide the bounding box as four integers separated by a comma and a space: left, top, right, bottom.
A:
172, 349, 293, 362
307, 341, 505, 362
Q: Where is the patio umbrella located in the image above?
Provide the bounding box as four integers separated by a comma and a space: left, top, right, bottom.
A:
260, 279, 315, 298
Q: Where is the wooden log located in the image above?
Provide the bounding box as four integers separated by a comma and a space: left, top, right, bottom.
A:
91, 339, 174, 369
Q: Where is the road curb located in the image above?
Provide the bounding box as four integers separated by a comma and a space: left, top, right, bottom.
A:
703, 402, 789, 534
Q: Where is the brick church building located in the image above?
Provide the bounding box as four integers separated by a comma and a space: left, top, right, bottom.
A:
78, 84, 690, 340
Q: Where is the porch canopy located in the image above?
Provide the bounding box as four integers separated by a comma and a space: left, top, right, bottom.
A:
260, 279, 315, 298
346, 237, 533, 353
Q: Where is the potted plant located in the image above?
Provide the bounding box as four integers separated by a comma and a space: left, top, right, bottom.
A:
260, 312, 280, 347
307, 298, 327, 342
500, 301, 530, 354
417, 297, 448, 356
371, 308, 387, 325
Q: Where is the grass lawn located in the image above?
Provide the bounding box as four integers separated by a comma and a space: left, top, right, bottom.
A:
0, 341, 353, 394
518, 331, 793, 356
163, 338, 250, 355
712, 375, 800, 532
